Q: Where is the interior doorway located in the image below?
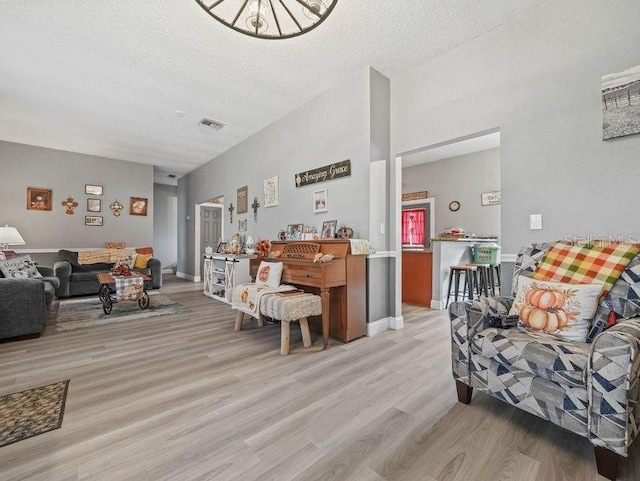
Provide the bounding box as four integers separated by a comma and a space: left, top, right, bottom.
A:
394, 128, 501, 317
194, 201, 224, 282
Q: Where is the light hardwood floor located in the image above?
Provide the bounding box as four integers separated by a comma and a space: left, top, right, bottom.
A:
0, 276, 638, 480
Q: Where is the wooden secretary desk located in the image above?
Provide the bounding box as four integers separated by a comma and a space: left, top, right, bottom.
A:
249, 239, 366, 347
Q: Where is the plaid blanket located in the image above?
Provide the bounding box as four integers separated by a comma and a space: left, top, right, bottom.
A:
532, 242, 640, 298
114, 275, 144, 301
231, 283, 295, 319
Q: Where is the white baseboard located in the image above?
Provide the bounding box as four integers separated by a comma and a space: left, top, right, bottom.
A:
367, 315, 405, 336
431, 299, 446, 310
367, 317, 390, 336
176, 271, 197, 281
390, 315, 404, 330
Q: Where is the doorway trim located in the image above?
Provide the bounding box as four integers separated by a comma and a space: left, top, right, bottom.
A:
194, 202, 224, 282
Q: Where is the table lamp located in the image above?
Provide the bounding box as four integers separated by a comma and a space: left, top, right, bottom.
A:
0, 225, 26, 250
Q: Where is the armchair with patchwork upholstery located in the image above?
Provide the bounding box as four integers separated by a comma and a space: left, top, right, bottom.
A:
449, 243, 640, 480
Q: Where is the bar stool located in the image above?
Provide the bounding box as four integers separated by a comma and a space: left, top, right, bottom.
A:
488, 263, 501, 296
446, 265, 478, 308
468, 263, 491, 297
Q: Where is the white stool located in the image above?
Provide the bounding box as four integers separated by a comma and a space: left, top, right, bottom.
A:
260, 293, 322, 355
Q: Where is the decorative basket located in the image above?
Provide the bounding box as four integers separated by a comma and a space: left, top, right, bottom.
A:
282, 242, 320, 260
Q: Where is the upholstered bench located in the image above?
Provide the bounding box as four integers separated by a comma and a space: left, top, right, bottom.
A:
260, 293, 322, 355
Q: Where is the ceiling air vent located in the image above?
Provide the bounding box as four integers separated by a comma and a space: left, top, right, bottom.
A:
198, 118, 225, 131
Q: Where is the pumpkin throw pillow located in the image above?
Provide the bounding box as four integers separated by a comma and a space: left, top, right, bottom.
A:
255, 261, 283, 288
134, 254, 153, 269
0, 255, 42, 279
509, 275, 603, 343
532, 242, 640, 299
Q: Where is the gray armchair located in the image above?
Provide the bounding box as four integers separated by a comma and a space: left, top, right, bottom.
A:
0, 266, 59, 339
449, 244, 640, 480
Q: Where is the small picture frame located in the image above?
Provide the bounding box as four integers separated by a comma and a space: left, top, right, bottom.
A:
85, 184, 103, 196
313, 189, 328, 213
287, 223, 304, 240
26, 187, 52, 211
130, 197, 148, 216
321, 220, 337, 239
87, 198, 101, 212
238, 218, 247, 232
216, 241, 227, 253
85, 215, 103, 226
481, 190, 501, 206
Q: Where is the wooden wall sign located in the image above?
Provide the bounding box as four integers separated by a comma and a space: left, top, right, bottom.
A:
295, 159, 351, 188
402, 191, 428, 202
237, 186, 248, 214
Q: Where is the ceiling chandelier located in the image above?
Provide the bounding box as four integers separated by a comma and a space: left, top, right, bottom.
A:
194, 0, 338, 39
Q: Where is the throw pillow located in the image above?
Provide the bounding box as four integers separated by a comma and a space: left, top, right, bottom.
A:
532, 242, 640, 299
255, 261, 283, 288
135, 247, 154, 255
0, 255, 43, 280
106, 242, 125, 249
134, 254, 152, 269
110, 250, 138, 268
509, 275, 603, 343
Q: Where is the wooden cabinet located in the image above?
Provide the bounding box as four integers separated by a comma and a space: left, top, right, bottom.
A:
402, 250, 433, 307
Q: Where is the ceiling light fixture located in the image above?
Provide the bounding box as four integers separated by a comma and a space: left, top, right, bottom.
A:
194, 0, 338, 39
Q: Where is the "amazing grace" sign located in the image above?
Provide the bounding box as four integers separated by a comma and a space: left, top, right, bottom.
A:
294, 159, 351, 187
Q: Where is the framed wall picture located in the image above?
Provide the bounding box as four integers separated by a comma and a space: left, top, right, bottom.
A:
602, 64, 640, 140
130, 197, 148, 216
87, 198, 101, 212
85, 215, 103, 226
26, 187, 52, 211
322, 220, 337, 239
481, 190, 501, 206
85, 184, 103, 196
286, 223, 304, 240
237, 186, 248, 214
238, 218, 247, 232
313, 189, 328, 213
263, 176, 279, 207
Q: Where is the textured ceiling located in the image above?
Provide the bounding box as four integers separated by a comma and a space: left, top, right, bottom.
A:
0, 1, 540, 184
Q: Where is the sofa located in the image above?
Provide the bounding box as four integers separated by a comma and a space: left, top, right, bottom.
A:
0, 262, 59, 339
54, 249, 162, 298
449, 242, 640, 480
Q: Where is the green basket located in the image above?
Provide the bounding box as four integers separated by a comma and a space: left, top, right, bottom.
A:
474, 245, 500, 264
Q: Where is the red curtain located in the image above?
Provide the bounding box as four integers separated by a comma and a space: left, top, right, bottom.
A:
402, 209, 425, 245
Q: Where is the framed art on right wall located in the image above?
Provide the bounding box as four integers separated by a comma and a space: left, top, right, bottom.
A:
602, 64, 640, 140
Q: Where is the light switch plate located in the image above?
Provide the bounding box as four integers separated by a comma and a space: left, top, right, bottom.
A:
530, 214, 542, 230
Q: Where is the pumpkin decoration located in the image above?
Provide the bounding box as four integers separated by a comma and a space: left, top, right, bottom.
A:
518, 286, 572, 333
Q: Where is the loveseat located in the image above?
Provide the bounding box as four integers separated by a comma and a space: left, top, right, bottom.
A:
449, 242, 640, 480
0, 259, 59, 339
54, 249, 161, 298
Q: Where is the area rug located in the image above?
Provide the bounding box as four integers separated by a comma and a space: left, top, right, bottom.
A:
0, 380, 70, 448
55, 293, 189, 332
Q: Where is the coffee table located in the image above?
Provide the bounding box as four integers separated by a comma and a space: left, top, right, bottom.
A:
96, 272, 151, 314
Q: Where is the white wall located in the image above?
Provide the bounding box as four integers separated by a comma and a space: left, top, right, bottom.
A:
402, 148, 501, 237
0, 140, 154, 250
391, 0, 640, 255
179, 68, 372, 277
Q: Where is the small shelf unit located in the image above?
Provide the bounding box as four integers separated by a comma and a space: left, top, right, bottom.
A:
203, 254, 253, 304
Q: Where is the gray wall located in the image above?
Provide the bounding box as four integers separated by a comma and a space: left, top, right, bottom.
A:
154, 183, 178, 271
0, 140, 154, 251
178, 68, 372, 277
402, 148, 501, 238
391, 0, 640, 256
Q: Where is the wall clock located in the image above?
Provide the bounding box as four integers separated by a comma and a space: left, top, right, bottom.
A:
449, 201, 461, 212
